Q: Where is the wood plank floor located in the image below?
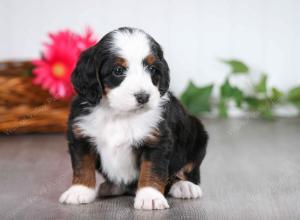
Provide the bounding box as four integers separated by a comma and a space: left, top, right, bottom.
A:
0, 119, 299, 220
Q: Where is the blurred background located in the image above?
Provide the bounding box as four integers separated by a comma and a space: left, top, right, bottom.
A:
1, 0, 300, 127
1, 0, 300, 93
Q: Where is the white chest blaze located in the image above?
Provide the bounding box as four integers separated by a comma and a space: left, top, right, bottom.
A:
75, 102, 165, 185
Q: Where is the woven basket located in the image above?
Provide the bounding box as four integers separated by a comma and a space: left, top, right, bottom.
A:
0, 61, 69, 134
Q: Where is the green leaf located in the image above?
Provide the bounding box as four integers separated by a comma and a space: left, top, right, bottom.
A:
271, 87, 284, 103
220, 78, 231, 98
231, 87, 244, 107
180, 81, 214, 115
180, 81, 198, 105
220, 79, 244, 107
255, 74, 267, 94
288, 86, 300, 110
244, 96, 260, 109
218, 98, 228, 118
244, 96, 274, 119
291, 101, 300, 110
258, 102, 274, 119
222, 59, 249, 74
288, 86, 300, 102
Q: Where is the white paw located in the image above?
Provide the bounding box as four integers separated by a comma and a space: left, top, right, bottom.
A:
134, 187, 169, 210
168, 181, 202, 199
59, 185, 96, 204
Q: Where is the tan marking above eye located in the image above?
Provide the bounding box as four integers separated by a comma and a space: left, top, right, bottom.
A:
145, 54, 156, 65
115, 57, 128, 68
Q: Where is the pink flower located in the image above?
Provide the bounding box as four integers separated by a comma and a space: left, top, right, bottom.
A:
32, 28, 97, 100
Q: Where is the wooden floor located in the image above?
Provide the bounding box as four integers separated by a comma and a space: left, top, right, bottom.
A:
0, 119, 299, 220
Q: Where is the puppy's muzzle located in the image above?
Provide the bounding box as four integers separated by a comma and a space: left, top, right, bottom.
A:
134, 92, 150, 105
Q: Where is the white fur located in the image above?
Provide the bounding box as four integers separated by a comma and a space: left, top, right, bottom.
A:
75, 95, 169, 185
112, 29, 150, 62
168, 180, 203, 199
59, 185, 96, 204
134, 187, 169, 210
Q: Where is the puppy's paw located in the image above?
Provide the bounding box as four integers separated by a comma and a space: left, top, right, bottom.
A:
168, 181, 202, 199
59, 185, 96, 204
134, 187, 169, 210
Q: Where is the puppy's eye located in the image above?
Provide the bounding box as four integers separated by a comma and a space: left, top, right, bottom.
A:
113, 66, 126, 77
148, 65, 157, 74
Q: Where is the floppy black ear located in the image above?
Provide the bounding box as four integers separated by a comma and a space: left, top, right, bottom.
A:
158, 57, 170, 96
149, 39, 170, 96
71, 46, 102, 105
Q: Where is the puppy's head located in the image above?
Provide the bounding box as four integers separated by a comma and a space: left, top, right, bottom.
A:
72, 27, 170, 113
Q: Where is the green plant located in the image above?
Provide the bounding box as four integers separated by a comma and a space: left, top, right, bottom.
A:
288, 86, 300, 110
180, 82, 213, 115
180, 59, 298, 119
218, 60, 248, 117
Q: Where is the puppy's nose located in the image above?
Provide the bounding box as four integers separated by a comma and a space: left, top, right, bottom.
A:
134, 92, 150, 104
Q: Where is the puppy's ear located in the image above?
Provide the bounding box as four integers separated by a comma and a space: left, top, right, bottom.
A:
71, 46, 102, 104
150, 40, 170, 96
158, 58, 170, 95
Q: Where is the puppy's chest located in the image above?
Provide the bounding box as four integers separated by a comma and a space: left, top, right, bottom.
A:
76, 107, 162, 184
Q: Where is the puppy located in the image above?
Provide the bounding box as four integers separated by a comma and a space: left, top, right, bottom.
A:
59, 27, 208, 210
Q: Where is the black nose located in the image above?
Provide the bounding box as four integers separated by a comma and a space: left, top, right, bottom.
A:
134, 92, 150, 105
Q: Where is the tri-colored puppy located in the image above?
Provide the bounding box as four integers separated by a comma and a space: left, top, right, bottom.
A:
59, 27, 208, 210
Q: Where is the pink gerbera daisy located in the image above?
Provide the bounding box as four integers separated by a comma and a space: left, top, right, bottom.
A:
32, 28, 97, 99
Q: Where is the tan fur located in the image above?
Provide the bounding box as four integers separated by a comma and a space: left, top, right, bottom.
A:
145, 54, 156, 65
145, 128, 160, 145
138, 160, 166, 193
72, 154, 96, 188
115, 57, 128, 68
175, 162, 195, 181
72, 124, 84, 139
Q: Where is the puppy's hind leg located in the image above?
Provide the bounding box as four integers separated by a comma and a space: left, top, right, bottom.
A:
169, 117, 208, 199
168, 163, 203, 199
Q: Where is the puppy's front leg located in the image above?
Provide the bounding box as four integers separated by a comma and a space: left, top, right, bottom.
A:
59, 142, 97, 204
134, 143, 171, 210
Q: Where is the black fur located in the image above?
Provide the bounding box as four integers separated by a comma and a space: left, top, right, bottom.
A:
67, 27, 208, 195
71, 46, 101, 105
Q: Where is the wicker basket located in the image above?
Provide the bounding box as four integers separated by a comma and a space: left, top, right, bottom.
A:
0, 61, 69, 134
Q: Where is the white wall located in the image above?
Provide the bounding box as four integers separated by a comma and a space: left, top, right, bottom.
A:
1, 0, 299, 95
